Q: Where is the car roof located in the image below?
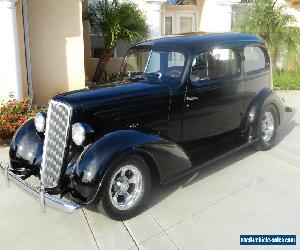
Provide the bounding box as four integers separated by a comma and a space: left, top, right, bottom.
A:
134, 32, 264, 54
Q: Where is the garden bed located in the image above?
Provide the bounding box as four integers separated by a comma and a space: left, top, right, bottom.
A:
273, 70, 300, 90
0, 98, 44, 141
0, 139, 11, 148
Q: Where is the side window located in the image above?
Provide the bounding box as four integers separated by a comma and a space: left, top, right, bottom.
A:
190, 52, 208, 81
244, 46, 267, 74
191, 48, 239, 84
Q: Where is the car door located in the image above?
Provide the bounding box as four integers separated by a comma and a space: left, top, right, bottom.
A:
242, 45, 271, 112
182, 46, 244, 142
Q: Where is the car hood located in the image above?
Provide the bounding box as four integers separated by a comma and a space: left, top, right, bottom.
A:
52, 80, 171, 136
53, 80, 170, 108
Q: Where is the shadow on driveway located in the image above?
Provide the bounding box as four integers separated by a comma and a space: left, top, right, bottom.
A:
146, 106, 297, 211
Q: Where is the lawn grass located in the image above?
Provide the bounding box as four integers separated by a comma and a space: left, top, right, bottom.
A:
273, 70, 300, 90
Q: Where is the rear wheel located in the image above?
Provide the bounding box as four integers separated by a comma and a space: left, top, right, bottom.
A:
253, 104, 278, 151
98, 155, 151, 220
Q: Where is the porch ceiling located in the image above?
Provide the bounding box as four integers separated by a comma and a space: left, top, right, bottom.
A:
286, 0, 300, 9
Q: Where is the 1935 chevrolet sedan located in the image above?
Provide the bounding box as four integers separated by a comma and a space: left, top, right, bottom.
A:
0, 33, 290, 220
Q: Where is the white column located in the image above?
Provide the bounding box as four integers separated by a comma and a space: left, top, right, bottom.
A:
0, 0, 23, 102
145, 0, 163, 38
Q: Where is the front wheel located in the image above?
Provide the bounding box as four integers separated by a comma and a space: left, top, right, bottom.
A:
253, 104, 278, 151
97, 154, 151, 220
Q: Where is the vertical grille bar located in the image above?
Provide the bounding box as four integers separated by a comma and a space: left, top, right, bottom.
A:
41, 100, 71, 188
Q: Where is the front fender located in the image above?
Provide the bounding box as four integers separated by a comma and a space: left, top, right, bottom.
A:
9, 119, 43, 175
71, 129, 192, 204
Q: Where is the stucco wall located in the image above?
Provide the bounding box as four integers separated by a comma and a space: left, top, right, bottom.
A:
200, 0, 241, 32
281, 0, 300, 26
27, 0, 85, 106
285, 0, 300, 10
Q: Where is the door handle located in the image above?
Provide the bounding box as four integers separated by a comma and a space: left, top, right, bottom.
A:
186, 96, 199, 101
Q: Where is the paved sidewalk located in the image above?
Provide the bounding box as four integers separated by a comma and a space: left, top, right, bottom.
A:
0, 91, 300, 250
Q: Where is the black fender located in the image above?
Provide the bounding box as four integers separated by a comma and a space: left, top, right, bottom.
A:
241, 88, 285, 139
9, 119, 44, 176
71, 129, 192, 204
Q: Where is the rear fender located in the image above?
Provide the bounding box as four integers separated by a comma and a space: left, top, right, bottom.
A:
241, 88, 285, 139
71, 129, 192, 204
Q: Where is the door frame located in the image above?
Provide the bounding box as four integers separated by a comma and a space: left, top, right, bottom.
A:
21, 0, 33, 101
181, 45, 243, 142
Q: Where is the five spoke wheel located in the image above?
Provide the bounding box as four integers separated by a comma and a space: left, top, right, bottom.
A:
99, 155, 151, 220
109, 165, 143, 210
261, 111, 274, 142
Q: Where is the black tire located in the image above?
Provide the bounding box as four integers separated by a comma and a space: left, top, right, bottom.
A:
253, 104, 278, 151
97, 154, 151, 220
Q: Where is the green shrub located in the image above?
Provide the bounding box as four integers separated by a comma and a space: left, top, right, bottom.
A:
273, 70, 300, 90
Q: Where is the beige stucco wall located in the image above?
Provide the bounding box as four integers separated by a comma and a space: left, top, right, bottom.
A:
163, 3, 203, 13
286, 0, 300, 9
27, 0, 85, 106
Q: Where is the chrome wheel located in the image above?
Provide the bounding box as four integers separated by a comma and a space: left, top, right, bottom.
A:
261, 111, 274, 142
109, 165, 143, 210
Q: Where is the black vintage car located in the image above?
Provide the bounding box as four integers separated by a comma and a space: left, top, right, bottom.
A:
1, 33, 290, 220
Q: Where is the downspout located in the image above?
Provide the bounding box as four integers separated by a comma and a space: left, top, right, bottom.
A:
21, 0, 33, 102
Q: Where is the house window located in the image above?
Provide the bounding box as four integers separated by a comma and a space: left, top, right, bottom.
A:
180, 16, 193, 33
164, 13, 196, 35
165, 17, 173, 35
191, 48, 239, 83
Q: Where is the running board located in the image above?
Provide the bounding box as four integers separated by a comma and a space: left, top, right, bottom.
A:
161, 139, 258, 185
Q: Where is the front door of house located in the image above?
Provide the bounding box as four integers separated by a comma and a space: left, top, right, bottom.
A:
164, 12, 196, 35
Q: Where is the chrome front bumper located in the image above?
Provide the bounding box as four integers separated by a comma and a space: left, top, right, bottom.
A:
0, 163, 81, 213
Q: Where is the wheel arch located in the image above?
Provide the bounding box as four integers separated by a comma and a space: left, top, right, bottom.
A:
134, 149, 161, 183
70, 129, 192, 205
241, 88, 284, 139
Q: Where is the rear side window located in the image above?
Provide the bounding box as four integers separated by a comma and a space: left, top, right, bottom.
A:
191, 48, 239, 83
244, 46, 267, 73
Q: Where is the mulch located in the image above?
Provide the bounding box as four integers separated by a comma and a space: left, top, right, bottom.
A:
0, 139, 11, 148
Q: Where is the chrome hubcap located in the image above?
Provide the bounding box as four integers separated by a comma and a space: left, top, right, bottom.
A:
109, 165, 143, 210
261, 111, 274, 142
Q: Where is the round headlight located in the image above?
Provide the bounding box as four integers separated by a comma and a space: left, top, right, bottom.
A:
72, 123, 93, 146
34, 112, 46, 133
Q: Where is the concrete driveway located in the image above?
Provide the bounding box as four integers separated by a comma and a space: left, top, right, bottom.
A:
0, 91, 299, 250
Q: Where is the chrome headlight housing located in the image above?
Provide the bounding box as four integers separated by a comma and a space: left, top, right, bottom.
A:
34, 112, 46, 133
72, 123, 93, 146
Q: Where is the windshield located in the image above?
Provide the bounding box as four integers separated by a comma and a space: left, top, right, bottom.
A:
123, 49, 186, 84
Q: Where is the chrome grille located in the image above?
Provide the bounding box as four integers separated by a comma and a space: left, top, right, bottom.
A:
41, 100, 71, 188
